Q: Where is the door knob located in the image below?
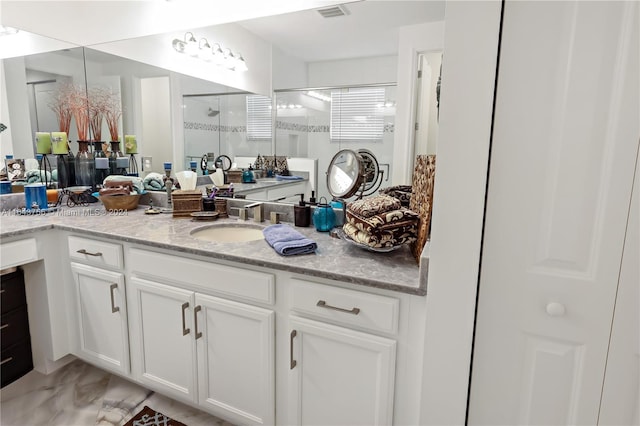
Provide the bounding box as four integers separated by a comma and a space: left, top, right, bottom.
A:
546, 302, 566, 317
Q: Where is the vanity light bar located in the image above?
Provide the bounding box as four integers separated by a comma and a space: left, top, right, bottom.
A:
172, 32, 248, 72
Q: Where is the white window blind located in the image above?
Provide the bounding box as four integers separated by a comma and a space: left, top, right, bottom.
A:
330, 88, 385, 142
246, 95, 272, 140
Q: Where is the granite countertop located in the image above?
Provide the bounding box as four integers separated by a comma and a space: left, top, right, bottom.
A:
231, 176, 308, 194
0, 204, 426, 295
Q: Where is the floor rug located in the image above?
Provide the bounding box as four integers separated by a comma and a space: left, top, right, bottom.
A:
124, 405, 187, 426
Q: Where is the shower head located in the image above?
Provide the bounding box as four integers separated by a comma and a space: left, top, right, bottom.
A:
208, 108, 219, 117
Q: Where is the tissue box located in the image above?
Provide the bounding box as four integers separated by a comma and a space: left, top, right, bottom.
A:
171, 190, 202, 217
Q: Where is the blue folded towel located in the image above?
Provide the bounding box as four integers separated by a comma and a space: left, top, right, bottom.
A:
263, 224, 317, 256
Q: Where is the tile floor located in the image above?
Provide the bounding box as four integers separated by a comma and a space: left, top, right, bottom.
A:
0, 359, 235, 426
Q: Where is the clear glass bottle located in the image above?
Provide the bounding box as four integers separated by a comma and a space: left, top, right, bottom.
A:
74, 141, 95, 188
109, 141, 127, 175
93, 141, 109, 189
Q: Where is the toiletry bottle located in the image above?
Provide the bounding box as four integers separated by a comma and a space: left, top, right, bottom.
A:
309, 191, 317, 206
294, 194, 311, 227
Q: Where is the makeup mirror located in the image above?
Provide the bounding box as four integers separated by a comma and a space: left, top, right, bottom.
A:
326, 149, 365, 199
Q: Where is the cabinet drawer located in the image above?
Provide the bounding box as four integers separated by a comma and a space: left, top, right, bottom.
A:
0, 238, 38, 269
1, 308, 30, 349
1, 269, 26, 315
291, 279, 400, 334
129, 248, 275, 305
1, 340, 33, 388
68, 236, 123, 269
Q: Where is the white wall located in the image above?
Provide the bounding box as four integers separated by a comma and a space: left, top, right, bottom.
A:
140, 77, 172, 173
419, 2, 501, 425
307, 55, 397, 87
272, 45, 307, 90
2, 57, 33, 159
392, 20, 445, 185
90, 23, 273, 97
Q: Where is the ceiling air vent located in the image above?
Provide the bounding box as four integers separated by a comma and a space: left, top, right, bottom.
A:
316, 5, 349, 18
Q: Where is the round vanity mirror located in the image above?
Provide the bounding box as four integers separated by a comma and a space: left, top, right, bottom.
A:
326, 149, 365, 199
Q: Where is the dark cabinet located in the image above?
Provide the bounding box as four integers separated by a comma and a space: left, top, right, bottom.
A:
1, 268, 33, 387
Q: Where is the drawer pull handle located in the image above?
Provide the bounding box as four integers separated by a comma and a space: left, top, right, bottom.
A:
1, 357, 13, 365
181, 302, 190, 336
109, 283, 120, 313
316, 300, 361, 315
77, 249, 103, 257
290, 330, 297, 370
0, 289, 4, 293
194, 305, 202, 340
0, 324, 8, 330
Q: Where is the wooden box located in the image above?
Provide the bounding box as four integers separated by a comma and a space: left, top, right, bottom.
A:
226, 170, 243, 184
171, 190, 202, 217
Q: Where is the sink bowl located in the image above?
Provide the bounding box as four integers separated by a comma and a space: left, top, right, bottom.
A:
190, 223, 265, 243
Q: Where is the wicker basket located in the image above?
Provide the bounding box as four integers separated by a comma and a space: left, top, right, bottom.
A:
99, 194, 141, 211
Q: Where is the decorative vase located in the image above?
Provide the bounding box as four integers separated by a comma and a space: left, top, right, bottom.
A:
56, 153, 74, 189
109, 141, 127, 175
93, 141, 109, 188
313, 197, 336, 232
74, 141, 94, 188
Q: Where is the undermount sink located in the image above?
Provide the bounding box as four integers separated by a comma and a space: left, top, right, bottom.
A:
190, 223, 265, 243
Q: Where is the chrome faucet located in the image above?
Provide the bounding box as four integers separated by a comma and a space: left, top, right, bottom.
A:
244, 202, 264, 222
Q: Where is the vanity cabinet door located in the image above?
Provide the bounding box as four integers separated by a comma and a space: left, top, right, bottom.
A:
70, 262, 129, 375
128, 277, 197, 404
195, 294, 275, 425
288, 316, 396, 426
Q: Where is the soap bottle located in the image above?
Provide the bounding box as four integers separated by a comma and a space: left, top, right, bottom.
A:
294, 194, 311, 227
308, 191, 317, 206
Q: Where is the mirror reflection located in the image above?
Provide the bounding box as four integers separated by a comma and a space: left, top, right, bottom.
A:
274, 84, 395, 201
183, 92, 273, 172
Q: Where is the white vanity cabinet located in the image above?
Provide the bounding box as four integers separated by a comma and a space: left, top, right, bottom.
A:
288, 279, 399, 425
67, 237, 129, 376
127, 248, 275, 426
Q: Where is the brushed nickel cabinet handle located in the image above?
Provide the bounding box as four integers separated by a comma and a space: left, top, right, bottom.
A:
1, 357, 13, 365
290, 330, 297, 370
0, 324, 8, 330
0, 289, 5, 293
77, 249, 103, 257
194, 305, 202, 340
316, 300, 361, 315
181, 302, 190, 335
109, 283, 120, 313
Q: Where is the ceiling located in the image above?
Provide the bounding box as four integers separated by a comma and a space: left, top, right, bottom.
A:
0, 0, 356, 46
238, 1, 446, 63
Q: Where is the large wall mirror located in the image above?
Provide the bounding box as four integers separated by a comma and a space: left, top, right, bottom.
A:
3, 1, 446, 203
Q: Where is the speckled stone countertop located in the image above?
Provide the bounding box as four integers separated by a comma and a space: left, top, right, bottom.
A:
0, 205, 426, 295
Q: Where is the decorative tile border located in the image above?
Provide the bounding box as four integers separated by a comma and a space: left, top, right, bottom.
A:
184, 120, 394, 134
184, 122, 246, 133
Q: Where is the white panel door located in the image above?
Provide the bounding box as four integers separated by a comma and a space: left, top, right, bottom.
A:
288, 316, 396, 426
70, 262, 129, 375
128, 277, 197, 403
469, 1, 639, 425
598, 158, 640, 425
195, 293, 275, 426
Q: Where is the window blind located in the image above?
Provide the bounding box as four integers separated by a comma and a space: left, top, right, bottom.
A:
246, 95, 272, 140
330, 88, 385, 142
